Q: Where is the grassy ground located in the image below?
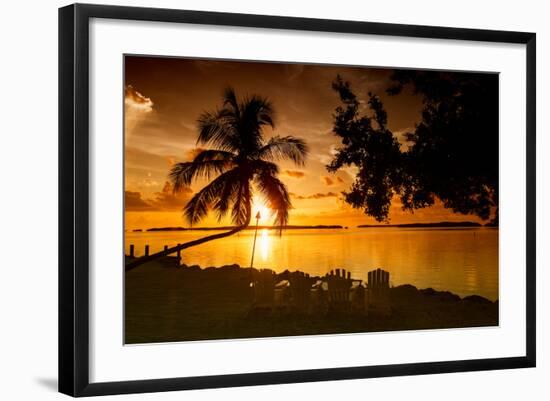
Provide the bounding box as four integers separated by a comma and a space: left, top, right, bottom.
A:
125, 261, 498, 344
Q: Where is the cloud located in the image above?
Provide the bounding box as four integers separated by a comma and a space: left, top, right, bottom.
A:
125, 85, 154, 137
148, 181, 193, 210
125, 85, 153, 112
125, 146, 169, 174
341, 166, 359, 180
125, 182, 194, 212
321, 175, 344, 186
166, 156, 176, 166
282, 169, 306, 179
285, 64, 305, 81
291, 192, 339, 200
125, 191, 156, 211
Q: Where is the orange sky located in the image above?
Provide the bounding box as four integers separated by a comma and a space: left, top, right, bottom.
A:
124, 56, 485, 230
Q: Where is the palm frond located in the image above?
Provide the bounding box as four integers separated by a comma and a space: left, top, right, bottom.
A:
236, 95, 275, 154
212, 170, 242, 222
192, 149, 236, 163
169, 159, 232, 192
257, 136, 309, 166
254, 171, 292, 233
249, 159, 279, 176
196, 110, 240, 152
223, 87, 240, 117
183, 170, 240, 225
241, 95, 275, 129
230, 181, 252, 226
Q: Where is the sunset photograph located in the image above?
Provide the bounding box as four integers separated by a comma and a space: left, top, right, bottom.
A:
123, 56, 499, 344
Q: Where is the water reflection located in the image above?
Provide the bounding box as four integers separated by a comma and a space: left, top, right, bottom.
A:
260, 229, 270, 261
125, 227, 498, 300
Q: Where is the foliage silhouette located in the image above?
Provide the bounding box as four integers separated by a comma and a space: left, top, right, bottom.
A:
329, 72, 498, 224
328, 75, 404, 222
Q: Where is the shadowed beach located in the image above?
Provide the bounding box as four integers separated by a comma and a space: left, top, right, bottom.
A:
125, 261, 498, 344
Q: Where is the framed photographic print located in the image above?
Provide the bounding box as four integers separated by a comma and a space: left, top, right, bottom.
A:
58, 3, 536, 397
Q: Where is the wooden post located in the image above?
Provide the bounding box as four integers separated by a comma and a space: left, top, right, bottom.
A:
164, 245, 168, 252
145, 245, 149, 256
176, 244, 181, 264
249, 211, 261, 268
347, 271, 351, 280
336, 268, 340, 277
129, 244, 134, 257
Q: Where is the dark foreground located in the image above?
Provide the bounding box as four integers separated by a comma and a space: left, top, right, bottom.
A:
125, 261, 498, 344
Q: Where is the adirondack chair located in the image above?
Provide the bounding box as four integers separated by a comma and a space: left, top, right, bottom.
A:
288, 271, 311, 313
250, 269, 276, 314
350, 280, 366, 312
326, 268, 352, 313
366, 268, 391, 316
310, 279, 328, 314
274, 279, 291, 312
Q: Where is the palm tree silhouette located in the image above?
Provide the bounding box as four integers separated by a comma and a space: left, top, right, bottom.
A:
125, 88, 308, 271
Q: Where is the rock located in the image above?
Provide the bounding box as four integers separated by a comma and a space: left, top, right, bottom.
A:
420, 288, 437, 297
418, 288, 461, 302
462, 295, 492, 304
219, 264, 240, 270
434, 291, 461, 303
392, 284, 419, 296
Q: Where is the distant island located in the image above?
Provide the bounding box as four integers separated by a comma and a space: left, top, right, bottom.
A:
357, 221, 483, 228
145, 225, 343, 232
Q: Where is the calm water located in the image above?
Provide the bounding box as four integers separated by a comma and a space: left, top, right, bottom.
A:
125, 227, 499, 300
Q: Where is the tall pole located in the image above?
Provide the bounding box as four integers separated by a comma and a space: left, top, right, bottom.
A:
249, 211, 261, 268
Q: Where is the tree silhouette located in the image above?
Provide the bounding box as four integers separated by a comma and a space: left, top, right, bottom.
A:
126, 88, 308, 271
328, 76, 404, 222
330, 71, 498, 224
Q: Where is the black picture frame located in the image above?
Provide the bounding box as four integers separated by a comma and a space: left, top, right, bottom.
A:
59, 3, 536, 397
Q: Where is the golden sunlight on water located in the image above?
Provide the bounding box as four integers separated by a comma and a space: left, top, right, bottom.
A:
125, 227, 498, 300
260, 229, 270, 261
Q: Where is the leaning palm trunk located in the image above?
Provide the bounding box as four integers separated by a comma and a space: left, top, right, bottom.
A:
126, 207, 251, 272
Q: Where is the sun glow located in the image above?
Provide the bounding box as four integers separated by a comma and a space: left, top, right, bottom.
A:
252, 200, 271, 224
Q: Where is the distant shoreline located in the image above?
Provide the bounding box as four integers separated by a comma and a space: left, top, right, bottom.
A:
129, 221, 497, 232
357, 221, 488, 228
142, 224, 344, 232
